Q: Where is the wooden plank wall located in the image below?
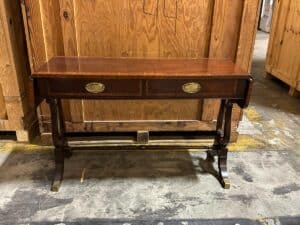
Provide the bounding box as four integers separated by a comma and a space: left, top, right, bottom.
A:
0, 0, 38, 141
21, 0, 261, 138
265, 0, 300, 96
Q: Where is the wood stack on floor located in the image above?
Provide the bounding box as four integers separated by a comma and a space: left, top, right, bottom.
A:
266, 0, 300, 97
0, 0, 38, 142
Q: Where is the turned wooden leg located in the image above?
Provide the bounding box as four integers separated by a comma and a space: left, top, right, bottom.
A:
47, 98, 66, 192
213, 99, 226, 147
214, 99, 232, 189
218, 147, 230, 189
206, 150, 216, 162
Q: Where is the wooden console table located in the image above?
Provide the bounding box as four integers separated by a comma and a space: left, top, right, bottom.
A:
33, 57, 253, 191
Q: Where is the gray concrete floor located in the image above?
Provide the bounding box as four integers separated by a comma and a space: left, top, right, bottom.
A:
0, 31, 300, 225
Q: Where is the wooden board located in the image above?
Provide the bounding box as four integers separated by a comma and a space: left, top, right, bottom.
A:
0, 0, 38, 141
266, 0, 300, 96
21, 0, 260, 136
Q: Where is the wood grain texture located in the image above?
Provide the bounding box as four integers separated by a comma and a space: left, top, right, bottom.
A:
202, 0, 260, 122
83, 100, 202, 121
0, 0, 38, 139
0, 0, 21, 97
266, 0, 300, 94
236, 0, 261, 73
23, 0, 47, 69
58, 0, 82, 122
0, 84, 7, 119
34, 57, 249, 78
202, 0, 245, 121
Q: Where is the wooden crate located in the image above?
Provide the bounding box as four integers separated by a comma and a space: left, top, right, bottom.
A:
266, 0, 300, 97
21, 0, 261, 140
0, 0, 38, 142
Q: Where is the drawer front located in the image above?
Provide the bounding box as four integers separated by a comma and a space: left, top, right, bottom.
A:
146, 79, 247, 98
43, 79, 142, 97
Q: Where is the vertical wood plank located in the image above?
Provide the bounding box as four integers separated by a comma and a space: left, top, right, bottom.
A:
39, 0, 64, 58
0, 0, 23, 97
40, 0, 74, 122
265, 0, 289, 70
59, 0, 83, 122
266, 0, 300, 91
209, 0, 244, 59
233, 0, 261, 131
0, 0, 38, 138
59, 0, 78, 56
236, 0, 261, 73
2, 0, 33, 110
23, 0, 47, 69
23, 0, 50, 128
203, 0, 245, 121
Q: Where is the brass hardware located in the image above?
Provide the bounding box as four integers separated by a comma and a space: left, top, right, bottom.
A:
182, 82, 201, 94
85, 82, 105, 94
223, 178, 231, 189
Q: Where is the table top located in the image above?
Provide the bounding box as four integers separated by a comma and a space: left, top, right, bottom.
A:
33, 56, 250, 79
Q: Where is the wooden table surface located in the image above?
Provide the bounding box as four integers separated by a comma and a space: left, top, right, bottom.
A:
33, 57, 249, 79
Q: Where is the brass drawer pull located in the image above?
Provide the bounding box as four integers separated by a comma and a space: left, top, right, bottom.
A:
85, 82, 105, 93
182, 82, 201, 94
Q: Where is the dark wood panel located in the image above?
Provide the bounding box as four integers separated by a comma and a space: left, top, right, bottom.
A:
42, 78, 142, 97
36, 77, 250, 101
146, 79, 247, 98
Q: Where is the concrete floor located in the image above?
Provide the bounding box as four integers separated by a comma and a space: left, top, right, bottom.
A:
0, 31, 300, 225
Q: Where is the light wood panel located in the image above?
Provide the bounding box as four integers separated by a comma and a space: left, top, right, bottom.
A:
203, 0, 261, 126
202, 0, 245, 121
0, 0, 38, 141
266, 0, 300, 96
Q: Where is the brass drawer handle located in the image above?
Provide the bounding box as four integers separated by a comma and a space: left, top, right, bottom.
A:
182, 82, 201, 94
85, 82, 105, 93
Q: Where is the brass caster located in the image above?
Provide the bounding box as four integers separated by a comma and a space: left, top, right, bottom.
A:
51, 180, 61, 192
222, 178, 230, 189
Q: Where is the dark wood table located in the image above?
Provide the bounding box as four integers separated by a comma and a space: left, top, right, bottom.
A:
33, 57, 253, 191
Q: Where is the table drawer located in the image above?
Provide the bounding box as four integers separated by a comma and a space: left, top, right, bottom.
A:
146, 79, 247, 98
40, 79, 142, 98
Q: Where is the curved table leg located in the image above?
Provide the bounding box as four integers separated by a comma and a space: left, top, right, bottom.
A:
47, 98, 66, 192
218, 147, 230, 189
51, 158, 64, 192
214, 99, 233, 189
